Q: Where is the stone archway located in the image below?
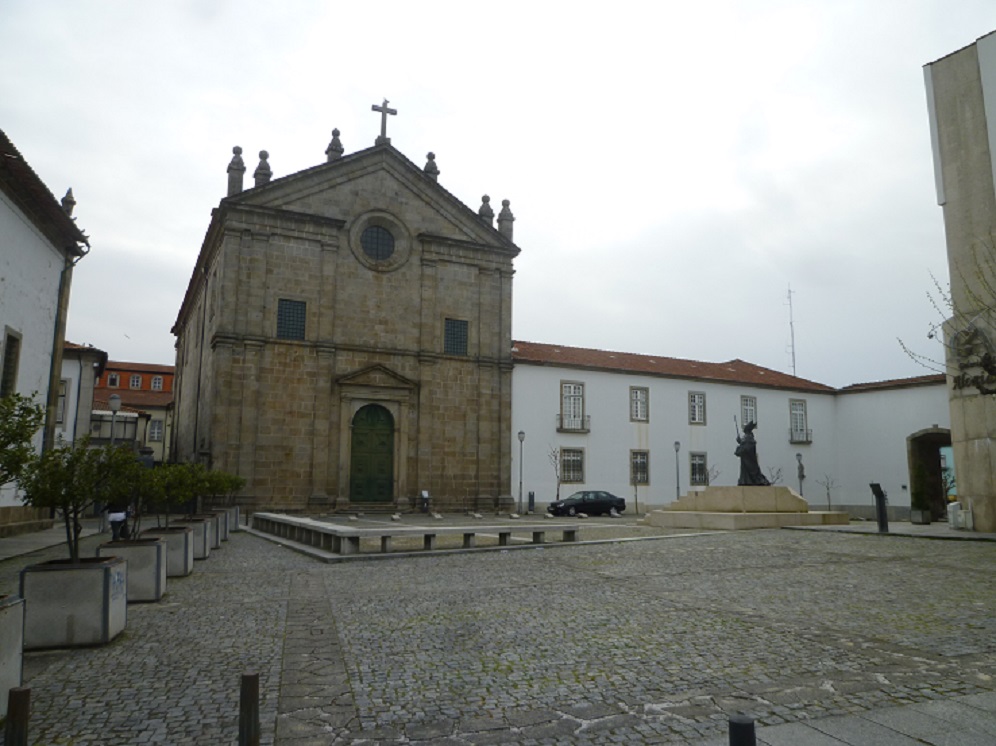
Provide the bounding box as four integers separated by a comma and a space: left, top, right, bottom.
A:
907, 427, 952, 520
349, 404, 395, 504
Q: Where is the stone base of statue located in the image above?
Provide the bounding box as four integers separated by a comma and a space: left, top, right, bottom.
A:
646, 485, 849, 530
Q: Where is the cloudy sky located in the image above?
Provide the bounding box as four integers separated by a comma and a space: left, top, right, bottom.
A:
3, 1, 994, 387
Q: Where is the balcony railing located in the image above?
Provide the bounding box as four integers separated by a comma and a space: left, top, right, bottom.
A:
789, 428, 812, 444
557, 414, 590, 433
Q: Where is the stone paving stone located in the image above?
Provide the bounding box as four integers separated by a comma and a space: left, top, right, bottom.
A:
2, 527, 995, 744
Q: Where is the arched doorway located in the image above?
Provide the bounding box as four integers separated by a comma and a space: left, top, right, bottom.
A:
907, 428, 953, 520
349, 404, 394, 504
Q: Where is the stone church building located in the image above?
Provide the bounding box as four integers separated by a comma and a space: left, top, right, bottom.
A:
171, 112, 518, 512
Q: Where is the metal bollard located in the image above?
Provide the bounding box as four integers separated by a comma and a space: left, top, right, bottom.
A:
728, 712, 756, 746
870, 482, 889, 533
4, 686, 30, 746
238, 672, 260, 746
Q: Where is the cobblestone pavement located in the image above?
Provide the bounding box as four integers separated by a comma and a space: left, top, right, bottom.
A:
1, 525, 994, 744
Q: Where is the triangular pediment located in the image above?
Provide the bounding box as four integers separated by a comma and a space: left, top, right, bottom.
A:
226, 144, 516, 252
337, 364, 417, 392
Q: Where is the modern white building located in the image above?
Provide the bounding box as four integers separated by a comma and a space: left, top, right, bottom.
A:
0, 129, 89, 515
511, 341, 950, 518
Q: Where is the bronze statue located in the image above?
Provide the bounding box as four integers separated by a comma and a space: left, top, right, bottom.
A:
735, 420, 770, 486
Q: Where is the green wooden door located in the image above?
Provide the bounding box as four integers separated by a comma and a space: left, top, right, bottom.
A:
349, 405, 394, 504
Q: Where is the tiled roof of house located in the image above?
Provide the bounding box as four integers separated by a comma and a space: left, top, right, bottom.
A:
0, 128, 88, 254
105, 361, 175, 374
94, 390, 172, 413
511, 341, 837, 393
838, 373, 947, 393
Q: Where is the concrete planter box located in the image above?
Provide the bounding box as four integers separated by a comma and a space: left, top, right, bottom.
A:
97, 538, 167, 602
140, 526, 195, 577
210, 508, 230, 541
910, 508, 932, 525
19, 556, 127, 650
187, 513, 221, 549
228, 504, 241, 532
0, 594, 24, 718
173, 519, 211, 559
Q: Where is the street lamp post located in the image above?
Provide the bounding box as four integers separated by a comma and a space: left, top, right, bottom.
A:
109, 394, 121, 447
673, 441, 681, 500
796, 452, 805, 496
517, 430, 525, 515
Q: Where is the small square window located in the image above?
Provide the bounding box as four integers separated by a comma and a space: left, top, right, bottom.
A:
277, 299, 307, 341
107, 373, 120, 388
444, 318, 468, 355
151, 376, 164, 391
130, 374, 142, 389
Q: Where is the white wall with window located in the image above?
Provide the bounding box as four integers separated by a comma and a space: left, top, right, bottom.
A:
510, 344, 949, 515
0, 191, 69, 507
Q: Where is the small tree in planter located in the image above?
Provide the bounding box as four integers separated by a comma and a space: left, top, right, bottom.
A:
156, 462, 205, 526
15, 438, 135, 649
18, 437, 136, 562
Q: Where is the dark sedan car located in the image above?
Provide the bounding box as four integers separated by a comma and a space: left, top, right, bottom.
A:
548, 490, 625, 517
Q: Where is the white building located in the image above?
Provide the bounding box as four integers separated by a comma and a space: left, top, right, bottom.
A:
57, 342, 108, 447
511, 341, 950, 518
0, 129, 88, 514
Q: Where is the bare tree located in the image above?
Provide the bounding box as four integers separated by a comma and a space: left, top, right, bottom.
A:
548, 445, 562, 501
898, 237, 996, 396
815, 474, 838, 511
766, 466, 783, 485
707, 465, 722, 485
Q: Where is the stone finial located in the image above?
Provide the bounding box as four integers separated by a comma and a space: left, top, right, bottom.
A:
497, 199, 515, 240
325, 128, 344, 162
253, 150, 272, 187
423, 152, 439, 181
61, 188, 76, 216
478, 195, 494, 226
227, 146, 246, 196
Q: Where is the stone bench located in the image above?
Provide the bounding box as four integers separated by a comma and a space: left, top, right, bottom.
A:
252, 512, 579, 555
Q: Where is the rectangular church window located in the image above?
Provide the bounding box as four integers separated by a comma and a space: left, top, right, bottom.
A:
444, 318, 468, 355
277, 299, 306, 340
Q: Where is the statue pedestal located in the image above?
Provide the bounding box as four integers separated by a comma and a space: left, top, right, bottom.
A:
646, 486, 849, 530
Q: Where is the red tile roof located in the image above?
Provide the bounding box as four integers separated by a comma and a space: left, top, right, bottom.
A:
105, 361, 175, 374
512, 340, 836, 392
94, 390, 172, 412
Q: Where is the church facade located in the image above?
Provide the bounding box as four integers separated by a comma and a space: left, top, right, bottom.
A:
171, 121, 518, 512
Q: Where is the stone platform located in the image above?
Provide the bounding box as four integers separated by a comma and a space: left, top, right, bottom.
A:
645, 485, 850, 530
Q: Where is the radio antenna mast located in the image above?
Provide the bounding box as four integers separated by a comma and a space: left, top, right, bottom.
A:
787, 284, 797, 376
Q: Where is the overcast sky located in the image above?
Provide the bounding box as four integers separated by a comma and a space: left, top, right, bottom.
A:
3, 1, 994, 387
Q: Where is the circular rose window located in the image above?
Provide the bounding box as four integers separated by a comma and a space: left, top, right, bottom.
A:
360, 225, 395, 261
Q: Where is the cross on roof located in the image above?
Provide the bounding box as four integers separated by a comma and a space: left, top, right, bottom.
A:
372, 98, 397, 145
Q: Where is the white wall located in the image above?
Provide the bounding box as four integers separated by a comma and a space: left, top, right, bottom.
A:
834, 384, 951, 511
511, 364, 839, 512
511, 363, 949, 515
0, 191, 65, 507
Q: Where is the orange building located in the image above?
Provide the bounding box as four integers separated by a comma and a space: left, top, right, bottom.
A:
93, 361, 175, 463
